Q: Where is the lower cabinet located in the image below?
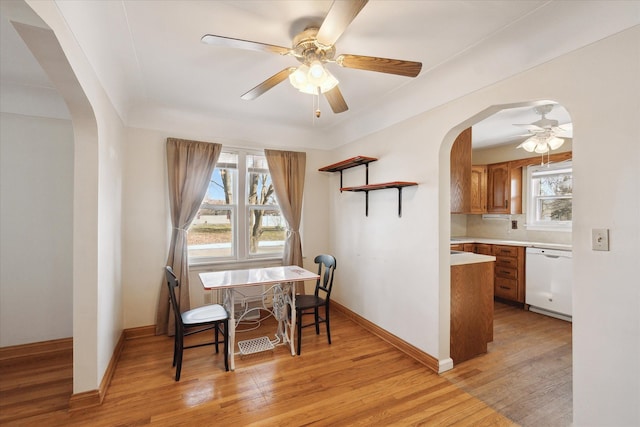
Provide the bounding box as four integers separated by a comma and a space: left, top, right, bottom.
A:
450, 243, 526, 304
493, 245, 526, 303
450, 261, 494, 364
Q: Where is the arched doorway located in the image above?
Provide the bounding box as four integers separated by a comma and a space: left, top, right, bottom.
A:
445, 100, 574, 424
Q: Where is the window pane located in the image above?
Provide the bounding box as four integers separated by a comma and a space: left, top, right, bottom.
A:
247, 154, 277, 206
205, 167, 235, 204
188, 209, 234, 258
539, 198, 572, 221
537, 173, 572, 197
248, 208, 285, 256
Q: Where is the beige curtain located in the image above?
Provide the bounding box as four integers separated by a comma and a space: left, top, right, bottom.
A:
155, 138, 222, 335
264, 149, 306, 293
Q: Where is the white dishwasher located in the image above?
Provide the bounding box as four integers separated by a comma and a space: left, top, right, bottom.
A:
525, 247, 573, 321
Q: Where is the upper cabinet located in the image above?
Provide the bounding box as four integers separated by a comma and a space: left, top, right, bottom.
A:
450, 127, 524, 214
450, 128, 472, 213
486, 162, 522, 214
470, 165, 487, 214
450, 128, 489, 214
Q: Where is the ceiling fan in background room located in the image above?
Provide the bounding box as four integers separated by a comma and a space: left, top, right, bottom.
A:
514, 104, 573, 155
201, 0, 422, 117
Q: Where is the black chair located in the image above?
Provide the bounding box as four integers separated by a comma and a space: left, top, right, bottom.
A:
165, 266, 229, 381
295, 254, 337, 355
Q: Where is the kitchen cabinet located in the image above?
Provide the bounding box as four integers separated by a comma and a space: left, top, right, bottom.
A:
451, 242, 527, 305
487, 162, 522, 214
470, 165, 487, 213
450, 128, 472, 213
493, 245, 526, 303
475, 243, 492, 255
453, 242, 492, 255
450, 260, 494, 364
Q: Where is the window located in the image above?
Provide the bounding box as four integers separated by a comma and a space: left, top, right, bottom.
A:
188, 150, 285, 263
525, 161, 572, 231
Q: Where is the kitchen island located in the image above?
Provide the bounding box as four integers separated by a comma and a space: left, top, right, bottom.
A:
450, 251, 495, 364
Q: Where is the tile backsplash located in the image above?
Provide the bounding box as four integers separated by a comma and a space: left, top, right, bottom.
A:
451, 214, 572, 245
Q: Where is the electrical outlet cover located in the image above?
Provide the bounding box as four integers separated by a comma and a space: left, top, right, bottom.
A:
592, 228, 610, 251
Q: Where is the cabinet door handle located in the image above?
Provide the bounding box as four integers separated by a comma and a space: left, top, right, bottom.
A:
499, 285, 510, 290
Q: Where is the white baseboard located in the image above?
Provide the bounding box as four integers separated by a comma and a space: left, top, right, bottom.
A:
528, 306, 572, 322
438, 357, 454, 373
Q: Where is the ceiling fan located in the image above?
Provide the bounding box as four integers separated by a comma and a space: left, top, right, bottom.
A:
201, 0, 422, 116
514, 104, 572, 154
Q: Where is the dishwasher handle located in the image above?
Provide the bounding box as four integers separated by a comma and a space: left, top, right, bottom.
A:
526, 247, 572, 258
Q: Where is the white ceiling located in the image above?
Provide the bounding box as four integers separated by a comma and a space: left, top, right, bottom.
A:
1, 0, 638, 149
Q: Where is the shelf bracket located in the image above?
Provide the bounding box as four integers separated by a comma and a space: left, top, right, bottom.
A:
365, 163, 370, 185
365, 191, 369, 216
363, 187, 405, 217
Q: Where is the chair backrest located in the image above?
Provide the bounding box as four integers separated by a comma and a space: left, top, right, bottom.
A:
314, 254, 336, 299
165, 266, 182, 328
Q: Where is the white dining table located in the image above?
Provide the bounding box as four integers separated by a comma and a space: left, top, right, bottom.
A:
199, 265, 319, 370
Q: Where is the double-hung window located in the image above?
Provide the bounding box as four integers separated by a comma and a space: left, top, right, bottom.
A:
525, 161, 572, 231
188, 150, 285, 263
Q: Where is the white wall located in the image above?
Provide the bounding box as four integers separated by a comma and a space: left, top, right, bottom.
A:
329, 26, 639, 426
0, 112, 74, 346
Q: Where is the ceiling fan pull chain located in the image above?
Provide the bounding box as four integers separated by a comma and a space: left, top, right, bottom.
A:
315, 86, 321, 119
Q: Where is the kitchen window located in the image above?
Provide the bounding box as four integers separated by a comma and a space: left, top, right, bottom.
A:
525, 161, 572, 231
187, 150, 284, 263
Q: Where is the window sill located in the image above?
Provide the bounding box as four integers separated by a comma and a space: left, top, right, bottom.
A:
188, 257, 283, 272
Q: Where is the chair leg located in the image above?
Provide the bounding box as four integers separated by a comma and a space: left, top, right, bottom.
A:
314, 307, 320, 335
175, 330, 184, 381
325, 304, 331, 345
214, 323, 220, 354
296, 309, 303, 356
172, 332, 178, 367
223, 319, 229, 371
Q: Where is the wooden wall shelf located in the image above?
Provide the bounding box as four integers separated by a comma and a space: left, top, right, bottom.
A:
341, 181, 418, 217
320, 156, 417, 217
319, 156, 378, 189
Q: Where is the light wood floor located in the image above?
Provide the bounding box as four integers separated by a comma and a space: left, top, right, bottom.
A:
0, 302, 571, 426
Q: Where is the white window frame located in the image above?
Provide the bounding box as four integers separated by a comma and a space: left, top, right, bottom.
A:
188, 149, 284, 265
525, 161, 572, 232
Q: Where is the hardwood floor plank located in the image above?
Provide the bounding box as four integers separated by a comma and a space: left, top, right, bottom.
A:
1, 303, 571, 426
443, 302, 572, 426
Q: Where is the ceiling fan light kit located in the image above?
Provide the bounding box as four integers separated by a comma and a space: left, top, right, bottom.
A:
515, 104, 568, 157
201, 0, 422, 117
288, 61, 339, 95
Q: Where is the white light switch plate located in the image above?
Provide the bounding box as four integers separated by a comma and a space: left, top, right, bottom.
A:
592, 228, 610, 251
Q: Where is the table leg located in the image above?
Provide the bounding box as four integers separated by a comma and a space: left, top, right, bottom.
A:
224, 288, 236, 371
290, 286, 296, 356
272, 283, 295, 356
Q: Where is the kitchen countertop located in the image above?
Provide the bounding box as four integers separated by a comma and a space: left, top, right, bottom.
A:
451, 237, 572, 251
450, 250, 496, 266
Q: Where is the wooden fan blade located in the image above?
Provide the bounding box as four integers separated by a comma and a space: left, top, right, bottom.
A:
201, 34, 291, 55
241, 68, 296, 100
316, 0, 368, 47
324, 86, 349, 113
336, 54, 422, 77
